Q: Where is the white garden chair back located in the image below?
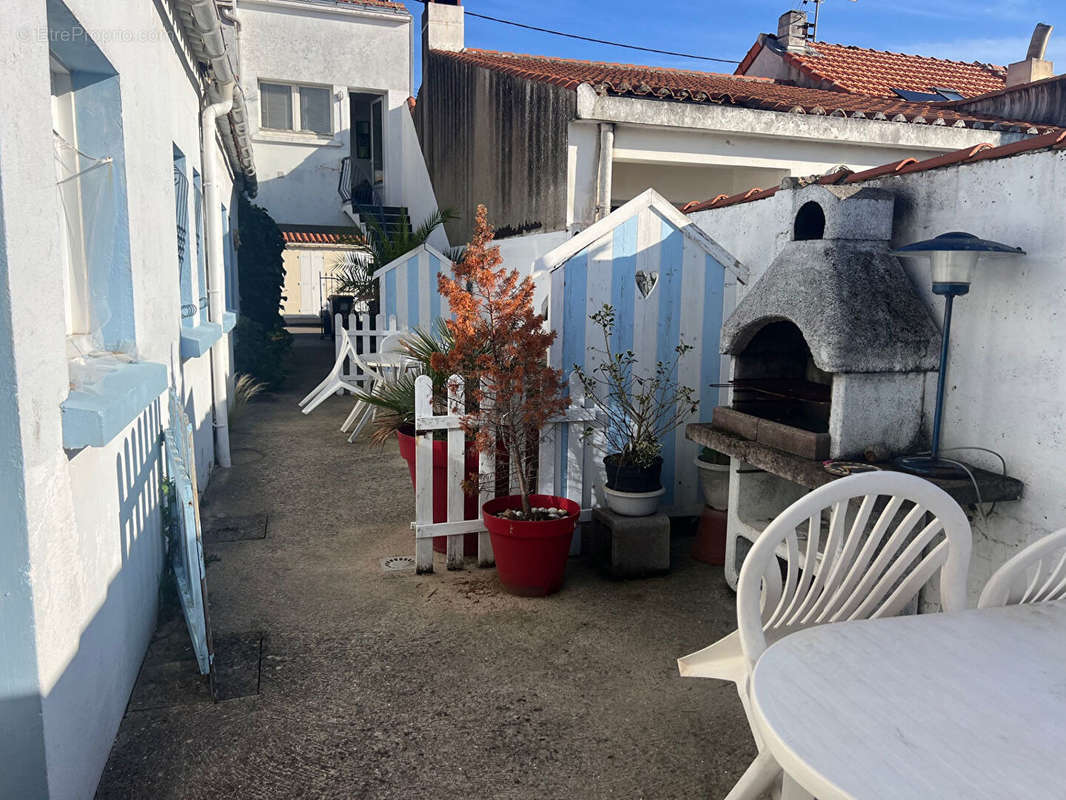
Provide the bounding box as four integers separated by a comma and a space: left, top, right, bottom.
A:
679, 471, 972, 800
736, 471, 973, 668
978, 528, 1066, 608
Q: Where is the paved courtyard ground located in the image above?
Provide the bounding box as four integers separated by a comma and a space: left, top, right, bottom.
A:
97, 326, 753, 799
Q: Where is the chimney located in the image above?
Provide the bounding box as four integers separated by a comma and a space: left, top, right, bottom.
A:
422, 0, 464, 71
776, 10, 809, 54
1006, 23, 1054, 87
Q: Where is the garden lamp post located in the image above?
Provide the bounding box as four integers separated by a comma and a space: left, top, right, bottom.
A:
892, 232, 1025, 478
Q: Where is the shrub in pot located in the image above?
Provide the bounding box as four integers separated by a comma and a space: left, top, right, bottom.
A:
432, 205, 574, 596
574, 304, 698, 517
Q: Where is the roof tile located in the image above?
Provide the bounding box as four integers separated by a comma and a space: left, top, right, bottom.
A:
779, 41, 1006, 98
686, 133, 1066, 214
437, 49, 1046, 132
279, 225, 364, 246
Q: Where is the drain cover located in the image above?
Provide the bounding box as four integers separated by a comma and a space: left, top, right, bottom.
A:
381, 556, 416, 572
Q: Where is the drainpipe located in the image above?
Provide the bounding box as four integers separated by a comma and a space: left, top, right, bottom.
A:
596, 123, 614, 221
202, 87, 234, 468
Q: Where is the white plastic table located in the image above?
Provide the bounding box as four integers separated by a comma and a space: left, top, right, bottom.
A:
750, 600, 1066, 799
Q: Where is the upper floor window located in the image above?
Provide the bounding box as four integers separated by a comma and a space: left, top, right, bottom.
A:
260, 81, 332, 135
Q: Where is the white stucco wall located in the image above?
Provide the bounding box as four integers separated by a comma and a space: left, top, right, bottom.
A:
691, 148, 1066, 602
0, 0, 238, 796
496, 229, 571, 314
568, 84, 1023, 233
237, 0, 412, 226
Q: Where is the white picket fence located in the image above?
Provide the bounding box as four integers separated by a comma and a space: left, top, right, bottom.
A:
332, 311, 401, 393
411, 372, 603, 574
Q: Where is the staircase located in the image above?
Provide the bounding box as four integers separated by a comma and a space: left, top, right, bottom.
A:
354, 204, 412, 237
338, 156, 411, 238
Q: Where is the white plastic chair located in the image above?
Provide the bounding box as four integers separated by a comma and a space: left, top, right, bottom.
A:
678, 471, 972, 800
342, 332, 414, 441
978, 528, 1066, 608
298, 334, 361, 414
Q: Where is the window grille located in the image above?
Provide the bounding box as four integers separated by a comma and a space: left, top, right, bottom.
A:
174, 164, 189, 270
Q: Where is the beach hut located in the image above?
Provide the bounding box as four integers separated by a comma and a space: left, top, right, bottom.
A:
536, 189, 748, 514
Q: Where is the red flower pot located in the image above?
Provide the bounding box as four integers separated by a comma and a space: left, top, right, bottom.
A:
482, 494, 580, 597
396, 429, 479, 556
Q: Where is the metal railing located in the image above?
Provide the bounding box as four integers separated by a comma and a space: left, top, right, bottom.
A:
337, 155, 384, 211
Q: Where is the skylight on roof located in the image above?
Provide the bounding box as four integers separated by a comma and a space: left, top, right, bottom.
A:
892, 87, 964, 102
931, 87, 965, 101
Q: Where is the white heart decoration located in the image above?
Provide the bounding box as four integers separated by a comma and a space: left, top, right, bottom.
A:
635, 270, 659, 299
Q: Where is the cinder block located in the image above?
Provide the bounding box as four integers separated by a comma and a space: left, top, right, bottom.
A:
590, 508, 671, 578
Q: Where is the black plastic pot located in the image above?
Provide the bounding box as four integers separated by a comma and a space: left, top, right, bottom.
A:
604, 454, 663, 492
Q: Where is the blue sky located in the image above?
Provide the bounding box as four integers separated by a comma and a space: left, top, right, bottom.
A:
400, 0, 1064, 91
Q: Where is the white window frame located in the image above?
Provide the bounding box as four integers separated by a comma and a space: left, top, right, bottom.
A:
50, 53, 93, 351
258, 80, 334, 136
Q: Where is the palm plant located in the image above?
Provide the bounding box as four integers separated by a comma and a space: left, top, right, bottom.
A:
351, 319, 467, 445
331, 208, 461, 302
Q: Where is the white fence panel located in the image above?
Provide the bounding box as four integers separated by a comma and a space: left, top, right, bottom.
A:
411, 374, 599, 574
332, 311, 400, 392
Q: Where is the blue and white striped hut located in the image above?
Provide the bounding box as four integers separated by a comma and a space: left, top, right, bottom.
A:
537, 189, 749, 515
375, 243, 453, 332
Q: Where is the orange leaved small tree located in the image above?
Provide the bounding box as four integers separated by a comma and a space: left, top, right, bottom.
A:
431, 205, 567, 517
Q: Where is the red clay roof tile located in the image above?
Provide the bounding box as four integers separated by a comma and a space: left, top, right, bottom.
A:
436, 49, 1047, 132
779, 41, 1006, 98
843, 158, 919, 183
686, 133, 1066, 214
278, 225, 364, 246
897, 143, 993, 173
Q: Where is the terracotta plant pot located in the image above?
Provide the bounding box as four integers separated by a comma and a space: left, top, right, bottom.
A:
482, 494, 580, 597
692, 506, 727, 566
396, 428, 479, 556
604, 454, 663, 492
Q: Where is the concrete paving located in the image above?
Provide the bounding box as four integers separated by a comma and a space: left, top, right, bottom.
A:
97, 326, 754, 799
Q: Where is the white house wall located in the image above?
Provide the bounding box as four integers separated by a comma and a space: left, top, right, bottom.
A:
238, 0, 412, 226
690, 148, 1066, 603
0, 0, 236, 795
567, 85, 1024, 233
497, 229, 571, 314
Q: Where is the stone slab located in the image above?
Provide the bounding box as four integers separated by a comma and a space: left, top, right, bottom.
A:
685, 422, 1024, 506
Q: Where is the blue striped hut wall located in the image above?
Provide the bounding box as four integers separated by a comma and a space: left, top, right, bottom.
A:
545, 198, 739, 516
376, 245, 451, 332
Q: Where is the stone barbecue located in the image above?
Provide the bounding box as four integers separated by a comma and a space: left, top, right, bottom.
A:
716, 184, 941, 461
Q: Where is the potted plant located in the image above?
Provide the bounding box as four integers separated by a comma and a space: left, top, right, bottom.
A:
431, 205, 576, 596
575, 304, 698, 517
352, 321, 481, 555
695, 447, 730, 511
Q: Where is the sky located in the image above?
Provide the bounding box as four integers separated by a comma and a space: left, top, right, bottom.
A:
399, 0, 1065, 92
